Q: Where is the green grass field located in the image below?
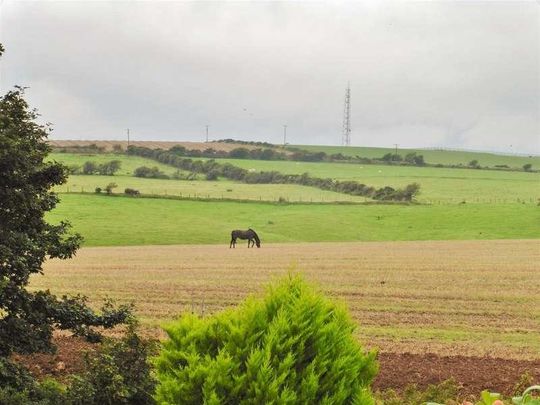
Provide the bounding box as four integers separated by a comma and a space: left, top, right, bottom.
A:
50, 153, 367, 202
200, 158, 539, 203
295, 145, 540, 168
55, 176, 366, 203
51, 153, 540, 204
48, 194, 540, 246
48, 152, 184, 177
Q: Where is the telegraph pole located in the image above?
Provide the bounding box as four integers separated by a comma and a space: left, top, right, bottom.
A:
205, 125, 209, 142
394, 143, 398, 156
283, 125, 287, 146
342, 83, 351, 146
126, 128, 130, 150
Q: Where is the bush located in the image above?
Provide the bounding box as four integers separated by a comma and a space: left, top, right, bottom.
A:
134, 166, 169, 179
155, 275, 378, 404
67, 322, 157, 405
83, 161, 98, 174
0, 358, 69, 404
124, 188, 140, 196
404, 152, 425, 166
67, 164, 81, 174
82, 160, 121, 175
94, 187, 102, 194
104, 182, 117, 194
377, 378, 460, 405
205, 170, 219, 181
381, 153, 402, 162
229, 147, 251, 159
523, 163, 533, 172
98, 160, 122, 175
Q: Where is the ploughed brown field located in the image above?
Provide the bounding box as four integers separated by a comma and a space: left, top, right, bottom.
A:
47, 139, 267, 152
28, 239, 540, 394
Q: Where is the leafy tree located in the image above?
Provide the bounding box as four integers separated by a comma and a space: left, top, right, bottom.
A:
205, 170, 219, 181
0, 44, 131, 391
98, 159, 121, 175
169, 145, 187, 155
155, 275, 378, 404
82, 160, 98, 174
381, 153, 402, 162
402, 182, 421, 201
404, 152, 425, 166
133, 165, 169, 179
229, 147, 251, 159
468, 159, 479, 168
104, 182, 118, 194
523, 163, 532, 172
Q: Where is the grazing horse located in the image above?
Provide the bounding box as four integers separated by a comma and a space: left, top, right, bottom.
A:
230, 229, 261, 248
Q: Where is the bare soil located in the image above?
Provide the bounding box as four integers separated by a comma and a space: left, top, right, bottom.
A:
11, 336, 94, 382
14, 337, 540, 397
375, 352, 540, 397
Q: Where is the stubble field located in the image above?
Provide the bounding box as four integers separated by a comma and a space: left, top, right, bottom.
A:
34, 239, 540, 360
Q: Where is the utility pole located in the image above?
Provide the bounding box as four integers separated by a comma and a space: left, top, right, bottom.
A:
394, 143, 399, 156
205, 125, 209, 143
126, 128, 130, 150
342, 83, 351, 146
283, 125, 287, 146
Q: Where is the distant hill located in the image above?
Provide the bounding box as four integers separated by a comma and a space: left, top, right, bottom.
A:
294, 145, 539, 168
47, 139, 539, 169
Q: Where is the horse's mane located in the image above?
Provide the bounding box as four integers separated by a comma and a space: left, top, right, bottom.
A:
249, 228, 260, 243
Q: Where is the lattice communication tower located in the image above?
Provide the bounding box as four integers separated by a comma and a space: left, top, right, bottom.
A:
342, 83, 351, 146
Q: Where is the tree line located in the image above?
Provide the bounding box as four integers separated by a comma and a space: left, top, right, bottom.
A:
54, 142, 535, 172
127, 146, 421, 201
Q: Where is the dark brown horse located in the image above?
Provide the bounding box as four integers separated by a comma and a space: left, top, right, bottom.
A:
230, 229, 261, 248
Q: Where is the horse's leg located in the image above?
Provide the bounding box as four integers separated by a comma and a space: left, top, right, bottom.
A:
230, 237, 235, 248
248, 238, 252, 248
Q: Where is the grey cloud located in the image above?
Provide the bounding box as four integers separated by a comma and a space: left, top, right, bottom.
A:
0, 1, 538, 153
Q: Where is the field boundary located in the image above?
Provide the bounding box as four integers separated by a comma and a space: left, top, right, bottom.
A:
57, 190, 415, 206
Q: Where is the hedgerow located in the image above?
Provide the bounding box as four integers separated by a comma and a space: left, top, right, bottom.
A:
127, 146, 420, 201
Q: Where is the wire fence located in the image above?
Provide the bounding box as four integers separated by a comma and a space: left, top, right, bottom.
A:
57, 187, 538, 205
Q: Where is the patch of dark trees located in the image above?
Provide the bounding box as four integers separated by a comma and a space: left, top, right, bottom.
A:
127, 146, 421, 202
54, 143, 107, 153
216, 138, 276, 148
68, 160, 122, 175
133, 166, 199, 180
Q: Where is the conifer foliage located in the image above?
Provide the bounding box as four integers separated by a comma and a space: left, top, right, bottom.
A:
155, 275, 378, 404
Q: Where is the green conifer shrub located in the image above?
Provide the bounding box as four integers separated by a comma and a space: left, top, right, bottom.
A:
154, 275, 378, 404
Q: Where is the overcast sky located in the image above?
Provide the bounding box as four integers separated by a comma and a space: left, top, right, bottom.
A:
1, 1, 538, 153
